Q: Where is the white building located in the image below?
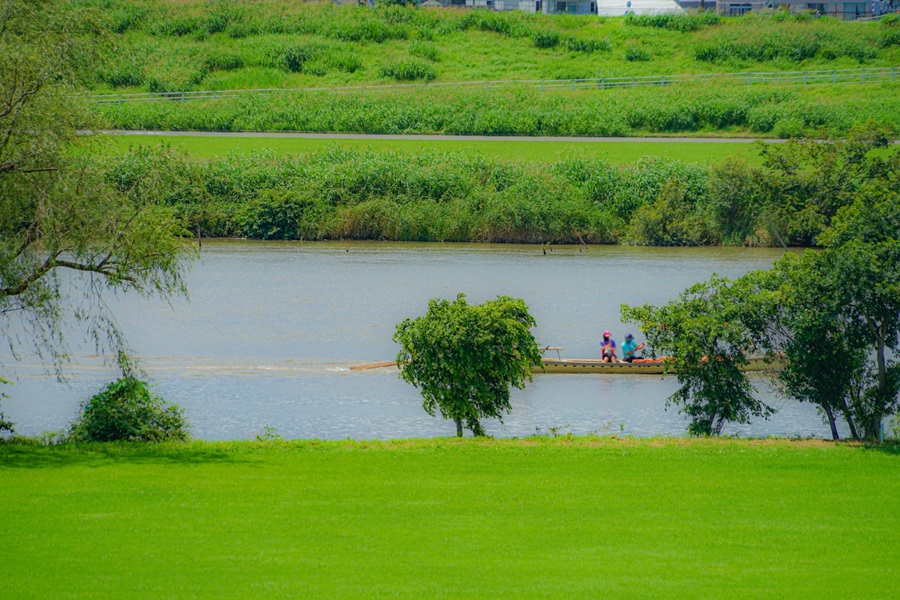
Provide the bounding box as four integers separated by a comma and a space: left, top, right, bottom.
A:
596, 0, 686, 15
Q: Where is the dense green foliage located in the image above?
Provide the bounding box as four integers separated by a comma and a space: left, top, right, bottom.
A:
68, 377, 189, 442
97, 83, 900, 138
100, 133, 896, 246
1, 439, 898, 597
55, 1, 900, 137
622, 277, 775, 435
394, 294, 542, 436
624, 144, 900, 438
75, 2, 898, 90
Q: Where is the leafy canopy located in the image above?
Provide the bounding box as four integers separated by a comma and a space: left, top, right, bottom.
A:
0, 0, 193, 376
394, 294, 542, 437
622, 276, 775, 436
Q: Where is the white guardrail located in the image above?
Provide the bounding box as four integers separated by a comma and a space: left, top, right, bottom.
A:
89, 67, 899, 105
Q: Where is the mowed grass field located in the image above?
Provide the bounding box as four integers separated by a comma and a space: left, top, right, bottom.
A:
2, 438, 897, 598
101, 134, 764, 164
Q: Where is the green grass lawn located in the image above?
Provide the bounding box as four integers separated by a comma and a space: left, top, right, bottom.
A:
101, 134, 764, 165
2, 438, 897, 598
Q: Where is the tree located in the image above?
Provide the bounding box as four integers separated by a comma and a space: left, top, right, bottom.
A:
743, 255, 866, 440
622, 276, 775, 436
0, 1, 193, 376
393, 294, 542, 437
707, 126, 893, 247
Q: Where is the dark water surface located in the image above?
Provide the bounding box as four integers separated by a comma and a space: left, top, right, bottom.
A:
3, 241, 836, 440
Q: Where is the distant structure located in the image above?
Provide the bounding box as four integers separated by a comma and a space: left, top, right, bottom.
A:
344, 0, 890, 19
596, 0, 685, 15
466, 0, 597, 14
715, 0, 885, 18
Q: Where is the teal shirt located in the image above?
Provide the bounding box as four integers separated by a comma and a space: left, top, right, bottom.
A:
622, 339, 639, 357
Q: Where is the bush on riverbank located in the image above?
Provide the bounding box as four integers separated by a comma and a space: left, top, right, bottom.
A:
102, 133, 896, 246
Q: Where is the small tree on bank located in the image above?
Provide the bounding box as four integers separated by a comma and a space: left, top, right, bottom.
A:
394, 294, 542, 437
622, 276, 776, 436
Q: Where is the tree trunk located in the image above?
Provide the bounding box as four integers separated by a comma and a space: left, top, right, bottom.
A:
840, 397, 859, 440
454, 417, 463, 437
824, 405, 840, 441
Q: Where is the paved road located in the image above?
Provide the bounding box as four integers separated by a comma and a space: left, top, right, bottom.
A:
100, 130, 781, 143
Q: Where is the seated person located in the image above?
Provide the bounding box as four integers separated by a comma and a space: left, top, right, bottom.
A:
600, 330, 618, 363
621, 333, 646, 363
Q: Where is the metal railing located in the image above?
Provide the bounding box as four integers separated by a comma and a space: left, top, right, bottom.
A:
89, 66, 898, 105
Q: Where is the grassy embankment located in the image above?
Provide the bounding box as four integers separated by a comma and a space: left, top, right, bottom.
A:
82, 1, 900, 137
1, 438, 897, 598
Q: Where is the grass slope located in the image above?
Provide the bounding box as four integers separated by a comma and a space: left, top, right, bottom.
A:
1, 438, 898, 598
77, 2, 900, 136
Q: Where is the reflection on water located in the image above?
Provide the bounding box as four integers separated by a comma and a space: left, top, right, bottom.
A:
3, 241, 835, 440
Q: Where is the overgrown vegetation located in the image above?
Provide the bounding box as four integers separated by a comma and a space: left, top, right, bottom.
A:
68, 377, 189, 442
97, 83, 900, 138
101, 128, 896, 246
61, 1, 900, 136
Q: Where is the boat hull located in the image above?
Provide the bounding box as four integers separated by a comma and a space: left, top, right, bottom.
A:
536, 356, 779, 374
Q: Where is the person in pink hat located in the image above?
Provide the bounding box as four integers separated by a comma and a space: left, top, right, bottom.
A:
600, 330, 618, 363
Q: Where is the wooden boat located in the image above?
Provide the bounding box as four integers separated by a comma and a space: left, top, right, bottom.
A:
351, 355, 781, 374
537, 356, 779, 374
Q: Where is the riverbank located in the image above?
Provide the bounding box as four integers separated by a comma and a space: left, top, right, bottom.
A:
101, 137, 895, 246
2, 437, 897, 597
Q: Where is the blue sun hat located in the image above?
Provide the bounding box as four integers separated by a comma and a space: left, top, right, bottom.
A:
625, 333, 634, 340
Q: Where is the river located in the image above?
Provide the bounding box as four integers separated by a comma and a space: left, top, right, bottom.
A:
2, 241, 838, 440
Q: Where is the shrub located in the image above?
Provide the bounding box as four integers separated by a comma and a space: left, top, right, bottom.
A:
281, 43, 321, 73
226, 22, 260, 39
565, 37, 609, 53
328, 52, 363, 73
379, 59, 436, 82
773, 116, 807, 139
149, 15, 201, 37
625, 47, 650, 62
68, 377, 189, 443
409, 41, 440, 61
204, 51, 244, 72
625, 12, 720, 32
533, 30, 560, 49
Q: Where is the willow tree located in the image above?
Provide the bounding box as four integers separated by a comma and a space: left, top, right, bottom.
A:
394, 294, 542, 437
1, 1, 193, 377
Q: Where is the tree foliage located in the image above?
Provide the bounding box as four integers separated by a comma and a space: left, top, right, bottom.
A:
622, 277, 776, 436
0, 0, 193, 374
393, 294, 542, 437
624, 160, 900, 439
68, 376, 189, 442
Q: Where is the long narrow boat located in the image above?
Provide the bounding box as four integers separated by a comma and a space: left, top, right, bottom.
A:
537, 356, 779, 374
351, 356, 781, 374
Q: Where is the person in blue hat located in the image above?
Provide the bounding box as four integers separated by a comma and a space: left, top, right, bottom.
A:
621, 333, 645, 363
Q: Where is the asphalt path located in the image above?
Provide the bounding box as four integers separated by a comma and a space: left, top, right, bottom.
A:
100, 130, 782, 143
